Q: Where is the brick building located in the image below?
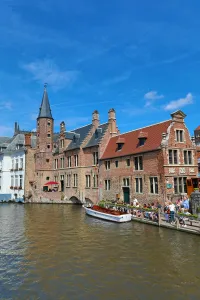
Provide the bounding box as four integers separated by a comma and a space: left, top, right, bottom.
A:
29, 86, 119, 203
194, 125, 200, 177
100, 110, 198, 205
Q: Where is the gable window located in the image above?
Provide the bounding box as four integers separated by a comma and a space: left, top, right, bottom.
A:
184, 150, 192, 165
86, 175, 91, 188
105, 161, 110, 170
115, 160, 118, 168
176, 130, 184, 142
126, 159, 130, 167
134, 156, 143, 170
93, 152, 98, 165
60, 139, 64, 148
105, 179, 111, 190
174, 177, 187, 194
93, 175, 98, 188
139, 138, 146, 146
135, 178, 143, 193
67, 156, 71, 168
149, 177, 158, 194
123, 178, 130, 186
74, 155, 78, 167
168, 150, 178, 164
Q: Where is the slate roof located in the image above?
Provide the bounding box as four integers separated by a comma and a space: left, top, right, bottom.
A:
65, 124, 93, 151
0, 133, 36, 154
83, 123, 109, 148
38, 88, 53, 119
101, 120, 172, 159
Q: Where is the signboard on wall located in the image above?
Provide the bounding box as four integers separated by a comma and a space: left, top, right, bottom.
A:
166, 183, 172, 189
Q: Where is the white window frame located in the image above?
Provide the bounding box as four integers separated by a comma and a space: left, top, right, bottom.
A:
74, 155, 78, 167
93, 174, 98, 188
105, 161, 110, 170
123, 178, 130, 186
174, 177, 187, 194
67, 156, 71, 168
135, 177, 143, 193
66, 174, 71, 187
176, 130, 184, 142
73, 174, 78, 187
149, 177, 158, 194
168, 149, 178, 164
105, 179, 111, 190
93, 152, 99, 165
134, 156, 143, 170
183, 150, 192, 165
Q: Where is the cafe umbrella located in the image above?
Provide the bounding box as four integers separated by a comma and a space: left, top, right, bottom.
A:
44, 181, 59, 191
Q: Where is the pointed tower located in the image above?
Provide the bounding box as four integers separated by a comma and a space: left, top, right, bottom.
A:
36, 85, 54, 153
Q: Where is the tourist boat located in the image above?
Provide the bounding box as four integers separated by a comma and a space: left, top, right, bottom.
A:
84, 205, 132, 223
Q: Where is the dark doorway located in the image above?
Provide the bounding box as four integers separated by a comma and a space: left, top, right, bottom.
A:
60, 180, 64, 192
123, 187, 130, 204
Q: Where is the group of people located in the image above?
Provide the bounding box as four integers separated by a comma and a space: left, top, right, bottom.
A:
164, 196, 190, 226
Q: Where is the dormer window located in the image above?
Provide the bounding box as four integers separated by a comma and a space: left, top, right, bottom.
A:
138, 131, 148, 146
116, 137, 125, 151
73, 136, 76, 143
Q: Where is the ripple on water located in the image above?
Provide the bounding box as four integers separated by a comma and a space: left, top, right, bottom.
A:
0, 204, 200, 300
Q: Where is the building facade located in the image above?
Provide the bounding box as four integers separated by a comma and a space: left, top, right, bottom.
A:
30, 87, 119, 203
100, 110, 198, 205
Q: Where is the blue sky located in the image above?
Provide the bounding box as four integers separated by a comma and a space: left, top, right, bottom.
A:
0, 0, 200, 136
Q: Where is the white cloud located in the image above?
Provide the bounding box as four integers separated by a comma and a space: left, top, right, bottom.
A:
102, 72, 131, 86
0, 101, 12, 110
144, 91, 164, 107
164, 93, 193, 111
22, 59, 79, 90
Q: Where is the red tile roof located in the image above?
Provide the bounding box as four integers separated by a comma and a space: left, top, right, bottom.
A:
195, 125, 200, 131
101, 120, 172, 159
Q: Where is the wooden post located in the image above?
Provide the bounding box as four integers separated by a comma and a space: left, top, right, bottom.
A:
158, 208, 161, 226
176, 216, 180, 229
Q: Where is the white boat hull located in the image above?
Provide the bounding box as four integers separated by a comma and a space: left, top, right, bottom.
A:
84, 207, 132, 223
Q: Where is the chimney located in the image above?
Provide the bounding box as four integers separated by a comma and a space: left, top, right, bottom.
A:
14, 122, 18, 135
60, 121, 66, 133
92, 110, 99, 128
108, 108, 117, 136
25, 133, 32, 148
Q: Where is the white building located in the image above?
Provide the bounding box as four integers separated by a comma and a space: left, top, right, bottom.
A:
0, 123, 36, 202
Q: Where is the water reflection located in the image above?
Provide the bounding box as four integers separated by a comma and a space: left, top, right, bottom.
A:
0, 204, 200, 299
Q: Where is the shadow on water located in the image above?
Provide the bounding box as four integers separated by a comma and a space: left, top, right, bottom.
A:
0, 204, 200, 299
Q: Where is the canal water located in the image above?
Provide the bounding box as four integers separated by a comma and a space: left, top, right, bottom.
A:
0, 204, 200, 300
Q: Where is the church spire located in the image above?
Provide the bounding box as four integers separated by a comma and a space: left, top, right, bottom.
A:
38, 84, 53, 119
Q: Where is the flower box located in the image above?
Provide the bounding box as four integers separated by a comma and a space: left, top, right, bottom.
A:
19, 168, 23, 171
10, 186, 13, 189
18, 186, 22, 190
14, 186, 18, 189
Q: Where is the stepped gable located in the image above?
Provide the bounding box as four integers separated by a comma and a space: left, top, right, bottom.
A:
101, 120, 172, 159
83, 123, 109, 148
65, 124, 93, 151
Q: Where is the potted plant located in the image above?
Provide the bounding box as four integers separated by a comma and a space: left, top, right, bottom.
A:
196, 207, 200, 220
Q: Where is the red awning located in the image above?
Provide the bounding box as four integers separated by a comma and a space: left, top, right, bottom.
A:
44, 181, 59, 186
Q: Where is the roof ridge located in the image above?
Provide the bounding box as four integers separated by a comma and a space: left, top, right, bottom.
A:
69, 123, 92, 132
115, 119, 171, 137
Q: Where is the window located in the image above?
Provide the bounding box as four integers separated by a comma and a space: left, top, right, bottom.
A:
123, 178, 130, 186
86, 175, 91, 188
174, 177, 187, 194
134, 156, 143, 170
115, 160, 118, 168
54, 176, 58, 182
47, 144, 50, 149
15, 175, 18, 187
12, 159, 14, 169
46, 177, 49, 180
105, 179, 111, 190
54, 159, 58, 169
60, 139, 64, 148
135, 178, 143, 193
74, 155, 78, 167
73, 174, 78, 187
0, 176, 1, 190
48, 121, 51, 126
66, 174, 71, 187
67, 156, 71, 167
11, 175, 14, 187
93, 175, 98, 188
117, 143, 123, 151
168, 150, 178, 164
139, 138, 146, 146
126, 159, 130, 166
176, 130, 184, 142
105, 161, 110, 170
149, 177, 158, 194
60, 157, 64, 168
184, 150, 192, 165
93, 152, 98, 165
19, 175, 23, 188
15, 159, 19, 170
46, 159, 49, 163
47, 134, 51, 137
20, 158, 23, 169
